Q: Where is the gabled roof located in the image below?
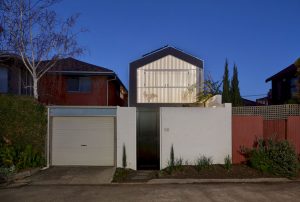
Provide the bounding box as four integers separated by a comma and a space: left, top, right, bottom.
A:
43, 57, 127, 92
130, 45, 203, 68
265, 64, 297, 82
45, 57, 113, 73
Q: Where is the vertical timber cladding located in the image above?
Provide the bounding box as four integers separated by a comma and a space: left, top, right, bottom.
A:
137, 108, 160, 170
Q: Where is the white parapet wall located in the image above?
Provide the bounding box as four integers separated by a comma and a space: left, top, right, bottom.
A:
116, 107, 136, 170
160, 104, 232, 169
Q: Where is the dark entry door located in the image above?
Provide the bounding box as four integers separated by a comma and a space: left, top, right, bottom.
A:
137, 108, 160, 170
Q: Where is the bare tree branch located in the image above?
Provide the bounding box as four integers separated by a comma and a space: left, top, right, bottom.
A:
0, 0, 84, 99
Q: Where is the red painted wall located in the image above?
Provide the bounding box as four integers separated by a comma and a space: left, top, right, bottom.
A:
233, 115, 300, 164
38, 74, 127, 106
263, 120, 286, 140
232, 115, 264, 164
287, 116, 300, 155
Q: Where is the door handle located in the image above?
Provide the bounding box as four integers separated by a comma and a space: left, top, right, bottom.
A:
81, 144, 87, 147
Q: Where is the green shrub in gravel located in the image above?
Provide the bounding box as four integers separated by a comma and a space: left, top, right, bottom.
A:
242, 138, 298, 177
224, 155, 232, 171
195, 155, 213, 172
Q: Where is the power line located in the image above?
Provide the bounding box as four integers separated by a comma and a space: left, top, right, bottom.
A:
242, 93, 268, 98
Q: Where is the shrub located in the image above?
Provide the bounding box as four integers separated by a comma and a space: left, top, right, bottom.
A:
16, 145, 44, 170
113, 168, 130, 182
0, 144, 44, 173
174, 157, 184, 171
195, 155, 213, 172
166, 145, 185, 173
166, 145, 175, 174
122, 144, 127, 168
0, 95, 46, 172
184, 160, 189, 166
224, 155, 232, 171
170, 144, 175, 168
0, 95, 46, 153
242, 138, 298, 177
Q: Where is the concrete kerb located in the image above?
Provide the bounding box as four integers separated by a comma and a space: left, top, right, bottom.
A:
146, 178, 294, 184
1, 179, 299, 187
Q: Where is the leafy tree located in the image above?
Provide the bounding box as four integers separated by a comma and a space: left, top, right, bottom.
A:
0, 0, 84, 99
196, 74, 222, 105
230, 64, 243, 106
222, 59, 231, 103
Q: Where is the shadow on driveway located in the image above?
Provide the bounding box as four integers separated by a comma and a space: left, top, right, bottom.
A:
29, 166, 115, 185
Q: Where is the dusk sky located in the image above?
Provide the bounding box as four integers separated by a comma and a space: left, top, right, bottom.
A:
55, 0, 300, 100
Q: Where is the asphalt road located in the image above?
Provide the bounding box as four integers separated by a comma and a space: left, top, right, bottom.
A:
1, 182, 300, 202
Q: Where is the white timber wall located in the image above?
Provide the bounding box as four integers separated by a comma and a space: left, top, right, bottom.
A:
116, 107, 136, 170
136, 55, 202, 103
160, 104, 232, 169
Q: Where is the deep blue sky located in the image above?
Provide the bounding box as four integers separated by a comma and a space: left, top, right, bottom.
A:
55, 0, 300, 100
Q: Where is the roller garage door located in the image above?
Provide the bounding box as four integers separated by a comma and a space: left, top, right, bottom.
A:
51, 116, 114, 166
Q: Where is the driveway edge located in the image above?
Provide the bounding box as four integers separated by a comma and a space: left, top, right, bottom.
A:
146, 178, 294, 184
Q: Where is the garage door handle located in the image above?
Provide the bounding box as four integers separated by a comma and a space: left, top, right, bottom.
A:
81, 144, 87, 146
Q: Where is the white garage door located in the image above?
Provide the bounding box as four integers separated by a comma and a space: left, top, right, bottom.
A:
51, 117, 114, 166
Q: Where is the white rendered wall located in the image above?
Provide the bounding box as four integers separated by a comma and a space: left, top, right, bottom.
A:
160, 104, 232, 169
117, 107, 136, 170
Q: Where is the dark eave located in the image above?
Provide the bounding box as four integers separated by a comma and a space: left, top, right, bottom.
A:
265, 64, 297, 82
130, 46, 203, 68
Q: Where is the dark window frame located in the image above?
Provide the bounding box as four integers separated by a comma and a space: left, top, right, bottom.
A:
67, 76, 92, 93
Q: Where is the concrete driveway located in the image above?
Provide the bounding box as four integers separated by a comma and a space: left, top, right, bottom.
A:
29, 166, 115, 185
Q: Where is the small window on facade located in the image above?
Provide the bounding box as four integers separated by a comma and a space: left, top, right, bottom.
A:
0, 67, 8, 93
67, 77, 91, 92
290, 77, 298, 98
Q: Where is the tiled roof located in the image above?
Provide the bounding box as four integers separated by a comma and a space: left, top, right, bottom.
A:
44, 57, 113, 73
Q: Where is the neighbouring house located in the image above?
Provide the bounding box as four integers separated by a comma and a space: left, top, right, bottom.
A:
265, 58, 300, 104
256, 96, 269, 106
0, 55, 128, 106
242, 98, 264, 106
0, 54, 33, 96
38, 57, 128, 106
129, 45, 204, 107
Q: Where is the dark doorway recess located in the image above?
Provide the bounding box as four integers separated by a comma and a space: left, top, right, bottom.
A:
137, 108, 160, 170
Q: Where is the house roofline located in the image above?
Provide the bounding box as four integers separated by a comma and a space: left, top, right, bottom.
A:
265, 64, 297, 82
130, 46, 203, 68
141, 45, 203, 61
47, 70, 114, 74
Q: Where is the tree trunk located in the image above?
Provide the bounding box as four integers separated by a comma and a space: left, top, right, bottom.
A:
33, 77, 38, 100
